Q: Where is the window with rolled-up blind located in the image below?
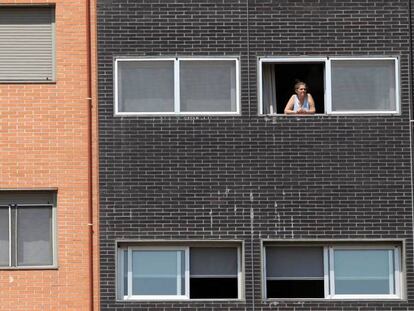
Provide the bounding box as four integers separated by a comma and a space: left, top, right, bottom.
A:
265, 246, 325, 298
118, 244, 242, 300
190, 247, 239, 299
263, 244, 402, 300
0, 6, 55, 82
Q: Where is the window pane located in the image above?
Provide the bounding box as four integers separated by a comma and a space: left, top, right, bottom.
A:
190, 247, 237, 276
266, 247, 324, 278
266, 280, 325, 298
190, 278, 238, 299
118, 61, 174, 113
17, 207, 53, 266
190, 247, 238, 299
123, 250, 128, 296
180, 60, 237, 112
331, 60, 396, 112
132, 250, 185, 296
265, 246, 324, 298
0, 208, 9, 266
334, 249, 394, 295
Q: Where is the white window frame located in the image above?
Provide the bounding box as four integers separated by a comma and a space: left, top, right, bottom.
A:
114, 57, 241, 116
258, 56, 400, 115
263, 244, 402, 300
328, 245, 401, 300
119, 246, 189, 300
117, 244, 242, 301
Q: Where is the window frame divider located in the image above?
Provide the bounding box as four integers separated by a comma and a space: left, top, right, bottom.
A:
323, 246, 330, 299
174, 59, 181, 113
8, 205, 12, 267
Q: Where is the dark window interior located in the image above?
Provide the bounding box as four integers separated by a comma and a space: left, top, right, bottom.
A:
263, 62, 325, 114
190, 278, 238, 299
266, 280, 324, 298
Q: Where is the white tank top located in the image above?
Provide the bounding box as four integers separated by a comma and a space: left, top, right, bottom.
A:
293, 95, 310, 112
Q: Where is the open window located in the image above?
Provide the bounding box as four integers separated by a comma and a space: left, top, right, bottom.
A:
263, 243, 402, 300
260, 59, 326, 114
117, 243, 242, 300
259, 57, 399, 115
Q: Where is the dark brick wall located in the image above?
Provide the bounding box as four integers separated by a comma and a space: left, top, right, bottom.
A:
98, 0, 414, 310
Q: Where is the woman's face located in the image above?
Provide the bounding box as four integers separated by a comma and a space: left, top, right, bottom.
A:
295, 84, 307, 97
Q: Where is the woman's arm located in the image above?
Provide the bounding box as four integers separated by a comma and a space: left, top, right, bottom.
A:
284, 95, 296, 114
306, 93, 316, 114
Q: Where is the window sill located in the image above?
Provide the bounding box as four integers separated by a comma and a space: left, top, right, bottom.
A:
265, 297, 403, 302
0, 81, 56, 84
260, 111, 401, 117
114, 112, 241, 117
118, 298, 244, 302
0, 265, 58, 270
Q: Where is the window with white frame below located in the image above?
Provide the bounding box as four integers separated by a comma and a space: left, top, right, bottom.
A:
115, 57, 240, 115
117, 243, 242, 300
259, 57, 399, 115
264, 243, 402, 300
0, 190, 56, 268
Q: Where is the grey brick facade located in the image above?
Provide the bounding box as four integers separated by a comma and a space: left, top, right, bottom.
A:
98, 0, 414, 310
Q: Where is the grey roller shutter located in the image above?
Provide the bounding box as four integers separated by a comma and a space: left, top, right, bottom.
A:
266, 246, 324, 278
0, 7, 55, 82
190, 247, 238, 277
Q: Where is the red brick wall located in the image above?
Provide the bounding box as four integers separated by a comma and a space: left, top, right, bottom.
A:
0, 1, 99, 310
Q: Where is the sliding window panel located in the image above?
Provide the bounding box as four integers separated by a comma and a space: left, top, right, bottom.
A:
190, 247, 238, 299
180, 60, 237, 113
117, 60, 175, 113
265, 247, 325, 298
333, 249, 395, 295
17, 207, 53, 266
331, 59, 397, 113
0, 207, 9, 266
132, 250, 186, 296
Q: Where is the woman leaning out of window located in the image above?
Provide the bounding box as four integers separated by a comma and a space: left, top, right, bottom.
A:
284, 81, 316, 115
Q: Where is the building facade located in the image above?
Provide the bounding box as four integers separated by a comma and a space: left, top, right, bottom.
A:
0, 1, 99, 310
98, 0, 414, 310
